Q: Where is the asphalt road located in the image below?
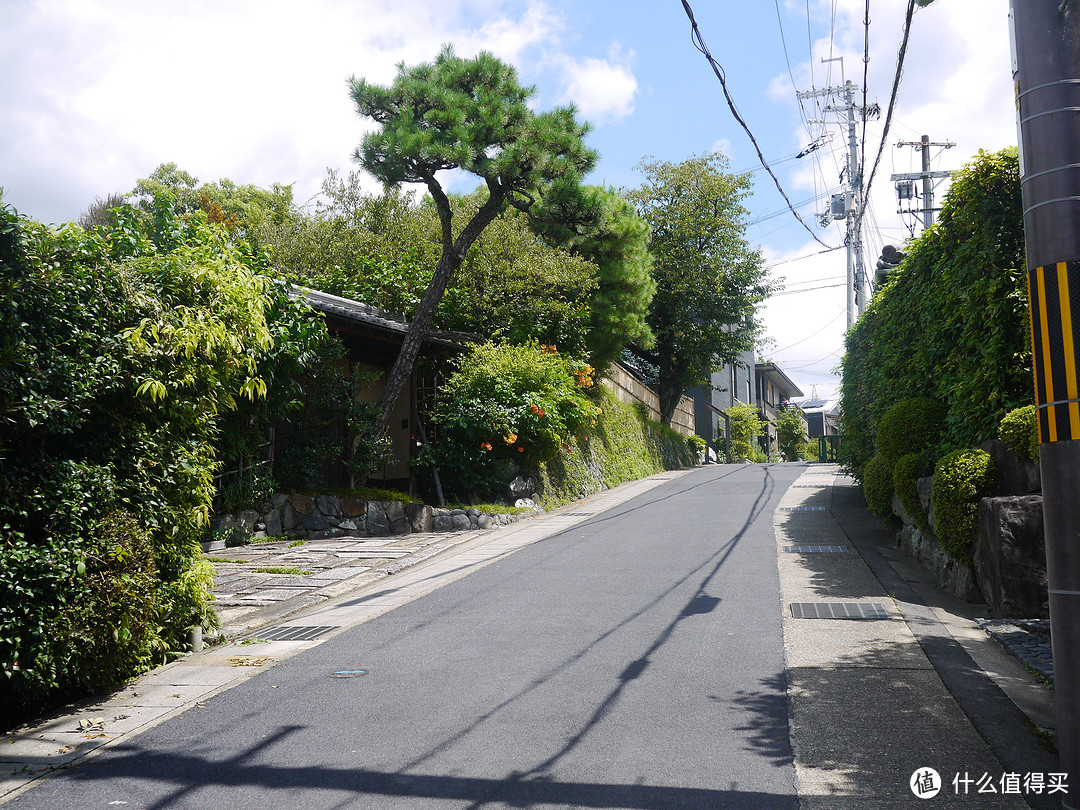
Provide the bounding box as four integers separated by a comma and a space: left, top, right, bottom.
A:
13, 463, 806, 810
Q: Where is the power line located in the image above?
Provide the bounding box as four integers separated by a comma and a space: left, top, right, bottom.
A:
855, 0, 917, 236
772, 310, 846, 353
679, 0, 836, 250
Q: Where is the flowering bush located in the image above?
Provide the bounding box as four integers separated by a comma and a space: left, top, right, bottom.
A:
421, 341, 602, 500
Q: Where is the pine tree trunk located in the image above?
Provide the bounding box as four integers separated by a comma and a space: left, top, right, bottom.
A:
371, 251, 459, 439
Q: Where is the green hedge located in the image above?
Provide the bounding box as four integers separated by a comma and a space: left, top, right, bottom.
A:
876, 398, 947, 465
931, 448, 996, 561
1000, 405, 1039, 465
540, 387, 694, 507
0, 200, 325, 729
893, 452, 933, 531
861, 454, 895, 519
840, 148, 1029, 481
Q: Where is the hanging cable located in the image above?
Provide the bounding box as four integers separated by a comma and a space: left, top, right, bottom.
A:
679, 0, 836, 249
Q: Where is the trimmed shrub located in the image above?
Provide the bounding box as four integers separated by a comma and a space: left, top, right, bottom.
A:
1000, 405, 1039, 465
421, 341, 603, 501
726, 403, 764, 461
931, 448, 996, 561
687, 434, 707, 462
893, 452, 933, 531
862, 454, 895, 518
876, 398, 947, 465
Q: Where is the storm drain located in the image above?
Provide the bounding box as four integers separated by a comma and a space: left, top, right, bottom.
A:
783, 544, 849, 553
778, 506, 828, 512
247, 625, 339, 642
790, 602, 889, 620
561, 512, 594, 517
791, 485, 827, 488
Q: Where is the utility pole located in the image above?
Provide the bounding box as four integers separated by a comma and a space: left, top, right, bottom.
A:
890, 135, 954, 230
798, 77, 868, 329
1011, 1, 1080, 803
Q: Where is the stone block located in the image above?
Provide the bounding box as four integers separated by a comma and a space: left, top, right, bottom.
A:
478, 514, 493, 530
338, 518, 358, 531
342, 497, 366, 518
264, 509, 282, 537
302, 512, 329, 532
406, 503, 433, 533
975, 495, 1048, 618
509, 475, 535, 495
433, 514, 453, 532
385, 501, 406, 524
290, 494, 315, 515
917, 477, 935, 533
317, 494, 343, 517
271, 493, 289, 509
980, 439, 1040, 496
281, 502, 299, 531
237, 510, 259, 532
367, 502, 390, 536
451, 513, 471, 531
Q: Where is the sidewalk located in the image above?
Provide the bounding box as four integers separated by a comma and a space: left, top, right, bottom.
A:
776, 466, 1060, 808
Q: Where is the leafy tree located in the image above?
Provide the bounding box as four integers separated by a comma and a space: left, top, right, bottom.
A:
348, 45, 598, 437
775, 406, 807, 461
262, 174, 599, 353
532, 186, 656, 371
624, 154, 772, 425
726, 402, 764, 461
130, 162, 295, 245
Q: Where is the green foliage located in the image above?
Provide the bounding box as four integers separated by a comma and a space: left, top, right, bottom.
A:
687, 434, 707, 461
0, 197, 302, 727
861, 454, 896, 519
421, 342, 601, 501
1000, 405, 1039, 465
893, 452, 933, 531
540, 388, 694, 506
532, 186, 656, 370
931, 448, 995, 561
840, 148, 1028, 480
775, 406, 807, 461
875, 398, 948, 466
624, 153, 773, 424
726, 403, 764, 461
130, 162, 295, 247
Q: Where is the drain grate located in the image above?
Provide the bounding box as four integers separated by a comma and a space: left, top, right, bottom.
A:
791, 485, 826, 488
790, 602, 889, 620
778, 506, 827, 512
247, 624, 339, 642
561, 512, 594, 517
784, 545, 849, 553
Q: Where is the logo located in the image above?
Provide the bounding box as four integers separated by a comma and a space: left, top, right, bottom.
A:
911, 768, 942, 799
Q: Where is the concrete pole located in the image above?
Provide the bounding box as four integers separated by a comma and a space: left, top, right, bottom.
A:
1011, 1, 1080, 802
920, 135, 934, 229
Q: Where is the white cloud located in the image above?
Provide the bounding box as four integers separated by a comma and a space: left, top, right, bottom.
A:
0, 0, 567, 223
557, 43, 638, 126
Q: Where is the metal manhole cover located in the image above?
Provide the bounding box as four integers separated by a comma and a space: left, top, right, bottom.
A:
783, 545, 849, 553
790, 602, 889, 619
330, 669, 369, 678
247, 625, 339, 642
778, 506, 828, 511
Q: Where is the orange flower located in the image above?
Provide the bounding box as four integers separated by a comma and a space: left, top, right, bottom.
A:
517, 447, 524, 453
504, 433, 517, 444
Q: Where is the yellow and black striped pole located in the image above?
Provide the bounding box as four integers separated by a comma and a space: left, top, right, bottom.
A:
1014, 2, 1080, 801
1029, 261, 1080, 444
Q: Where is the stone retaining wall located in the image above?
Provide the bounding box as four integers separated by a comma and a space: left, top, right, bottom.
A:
888, 439, 1048, 617
206, 493, 523, 551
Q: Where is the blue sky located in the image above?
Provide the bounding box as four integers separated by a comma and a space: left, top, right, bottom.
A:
1, 0, 1016, 399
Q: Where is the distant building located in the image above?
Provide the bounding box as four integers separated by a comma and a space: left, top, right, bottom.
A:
690, 349, 757, 455
755, 362, 805, 457
793, 396, 842, 439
